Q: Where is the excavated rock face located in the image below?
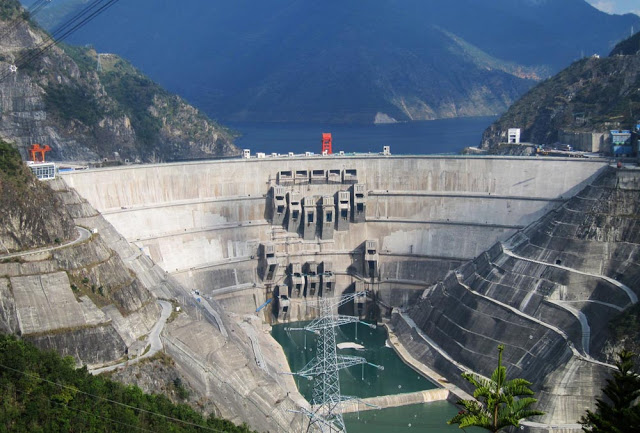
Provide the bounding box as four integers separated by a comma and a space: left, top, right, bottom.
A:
106, 354, 209, 413
0, 0, 238, 162
0, 166, 160, 365
399, 167, 640, 426
0, 141, 75, 252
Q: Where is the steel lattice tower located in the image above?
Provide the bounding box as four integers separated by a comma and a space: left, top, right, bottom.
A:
287, 292, 382, 433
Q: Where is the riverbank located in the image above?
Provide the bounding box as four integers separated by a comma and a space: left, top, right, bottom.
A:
338, 388, 449, 413
383, 320, 473, 403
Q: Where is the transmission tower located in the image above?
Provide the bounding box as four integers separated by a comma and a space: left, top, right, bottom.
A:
287, 292, 383, 433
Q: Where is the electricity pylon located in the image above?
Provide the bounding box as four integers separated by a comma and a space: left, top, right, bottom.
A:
287, 292, 383, 433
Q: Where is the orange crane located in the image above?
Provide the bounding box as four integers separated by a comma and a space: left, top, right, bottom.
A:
321, 133, 332, 155
28, 144, 51, 162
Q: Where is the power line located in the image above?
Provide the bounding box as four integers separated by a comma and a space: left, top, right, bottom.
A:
0, 380, 158, 433
0, 0, 122, 82
0, 361, 237, 433
11, 0, 119, 69
0, 0, 51, 42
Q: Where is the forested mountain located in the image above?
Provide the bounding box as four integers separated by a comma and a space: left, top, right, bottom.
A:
0, 0, 238, 163
482, 31, 640, 148
27, 0, 640, 123
0, 335, 256, 433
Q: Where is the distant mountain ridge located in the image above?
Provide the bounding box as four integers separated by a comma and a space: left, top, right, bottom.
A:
26, 0, 640, 124
481, 31, 640, 148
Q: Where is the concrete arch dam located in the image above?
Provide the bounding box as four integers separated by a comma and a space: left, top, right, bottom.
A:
61, 155, 607, 322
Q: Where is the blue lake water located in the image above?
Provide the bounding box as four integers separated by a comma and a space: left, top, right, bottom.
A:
228, 116, 496, 156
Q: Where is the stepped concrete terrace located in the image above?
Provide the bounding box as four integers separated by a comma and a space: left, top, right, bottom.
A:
391, 167, 640, 432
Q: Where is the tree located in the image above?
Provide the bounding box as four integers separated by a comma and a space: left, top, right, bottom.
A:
448, 345, 544, 432
580, 350, 640, 433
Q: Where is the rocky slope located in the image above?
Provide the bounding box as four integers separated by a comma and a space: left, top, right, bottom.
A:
392, 166, 640, 428
0, 160, 160, 365
0, 0, 238, 162
36, 0, 640, 124
482, 31, 640, 148
0, 139, 75, 252
57, 175, 310, 432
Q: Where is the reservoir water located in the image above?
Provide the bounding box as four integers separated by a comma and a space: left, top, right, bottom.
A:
271, 321, 480, 432
229, 116, 496, 156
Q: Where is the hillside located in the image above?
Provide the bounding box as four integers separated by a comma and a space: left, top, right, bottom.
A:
30, 0, 640, 124
482, 31, 640, 148
0, 0, 239, 162
0, 140, 75, 253
0, 335, 256, 433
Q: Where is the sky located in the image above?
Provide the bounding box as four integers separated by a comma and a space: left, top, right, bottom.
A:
587, 0, 640, 16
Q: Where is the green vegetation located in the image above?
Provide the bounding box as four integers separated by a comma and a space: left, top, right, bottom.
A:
580, 350, 640, 433
0, 334, 257, 432
0, 140, 25, 180
610, 31, 640, 56
609, 303, 640, 357
43, 83, 102, 126
61, 43, 100, 74
0, 0, 26, 21
0, 140, 35, 197
56, 43, 165, 147
448, 345, 543, 432
173, 377, 190, 400
484, 30, 640, 148
100, 70, 164, 146
607, 301, 640, 362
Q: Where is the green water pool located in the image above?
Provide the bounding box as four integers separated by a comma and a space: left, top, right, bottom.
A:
271, 321, 479, 432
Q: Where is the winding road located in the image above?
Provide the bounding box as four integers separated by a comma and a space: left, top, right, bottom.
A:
0, 226, 92, 260
90, 300, 172, 375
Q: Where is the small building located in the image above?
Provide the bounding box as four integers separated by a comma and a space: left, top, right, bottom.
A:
611, 130, 633, 156
507, 128, 521, 144
27, 162, 56, 180
287, 192, 302, 233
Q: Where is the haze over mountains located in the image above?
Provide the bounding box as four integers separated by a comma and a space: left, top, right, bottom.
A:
28, 0, 640, 124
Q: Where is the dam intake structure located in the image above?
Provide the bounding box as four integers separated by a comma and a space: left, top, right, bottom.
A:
60, 154, 627, 431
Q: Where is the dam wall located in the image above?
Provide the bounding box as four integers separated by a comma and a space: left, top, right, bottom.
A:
337, 388, 450, 413
62, 156, 607, 317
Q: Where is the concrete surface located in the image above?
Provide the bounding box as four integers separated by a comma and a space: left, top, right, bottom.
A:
11, 272, 108, 334
90, 299, 172, 374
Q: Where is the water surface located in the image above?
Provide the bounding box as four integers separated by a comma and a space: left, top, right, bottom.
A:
271, 321, 482, 432
271, 321, 435, 400
229, 116, 496, 156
